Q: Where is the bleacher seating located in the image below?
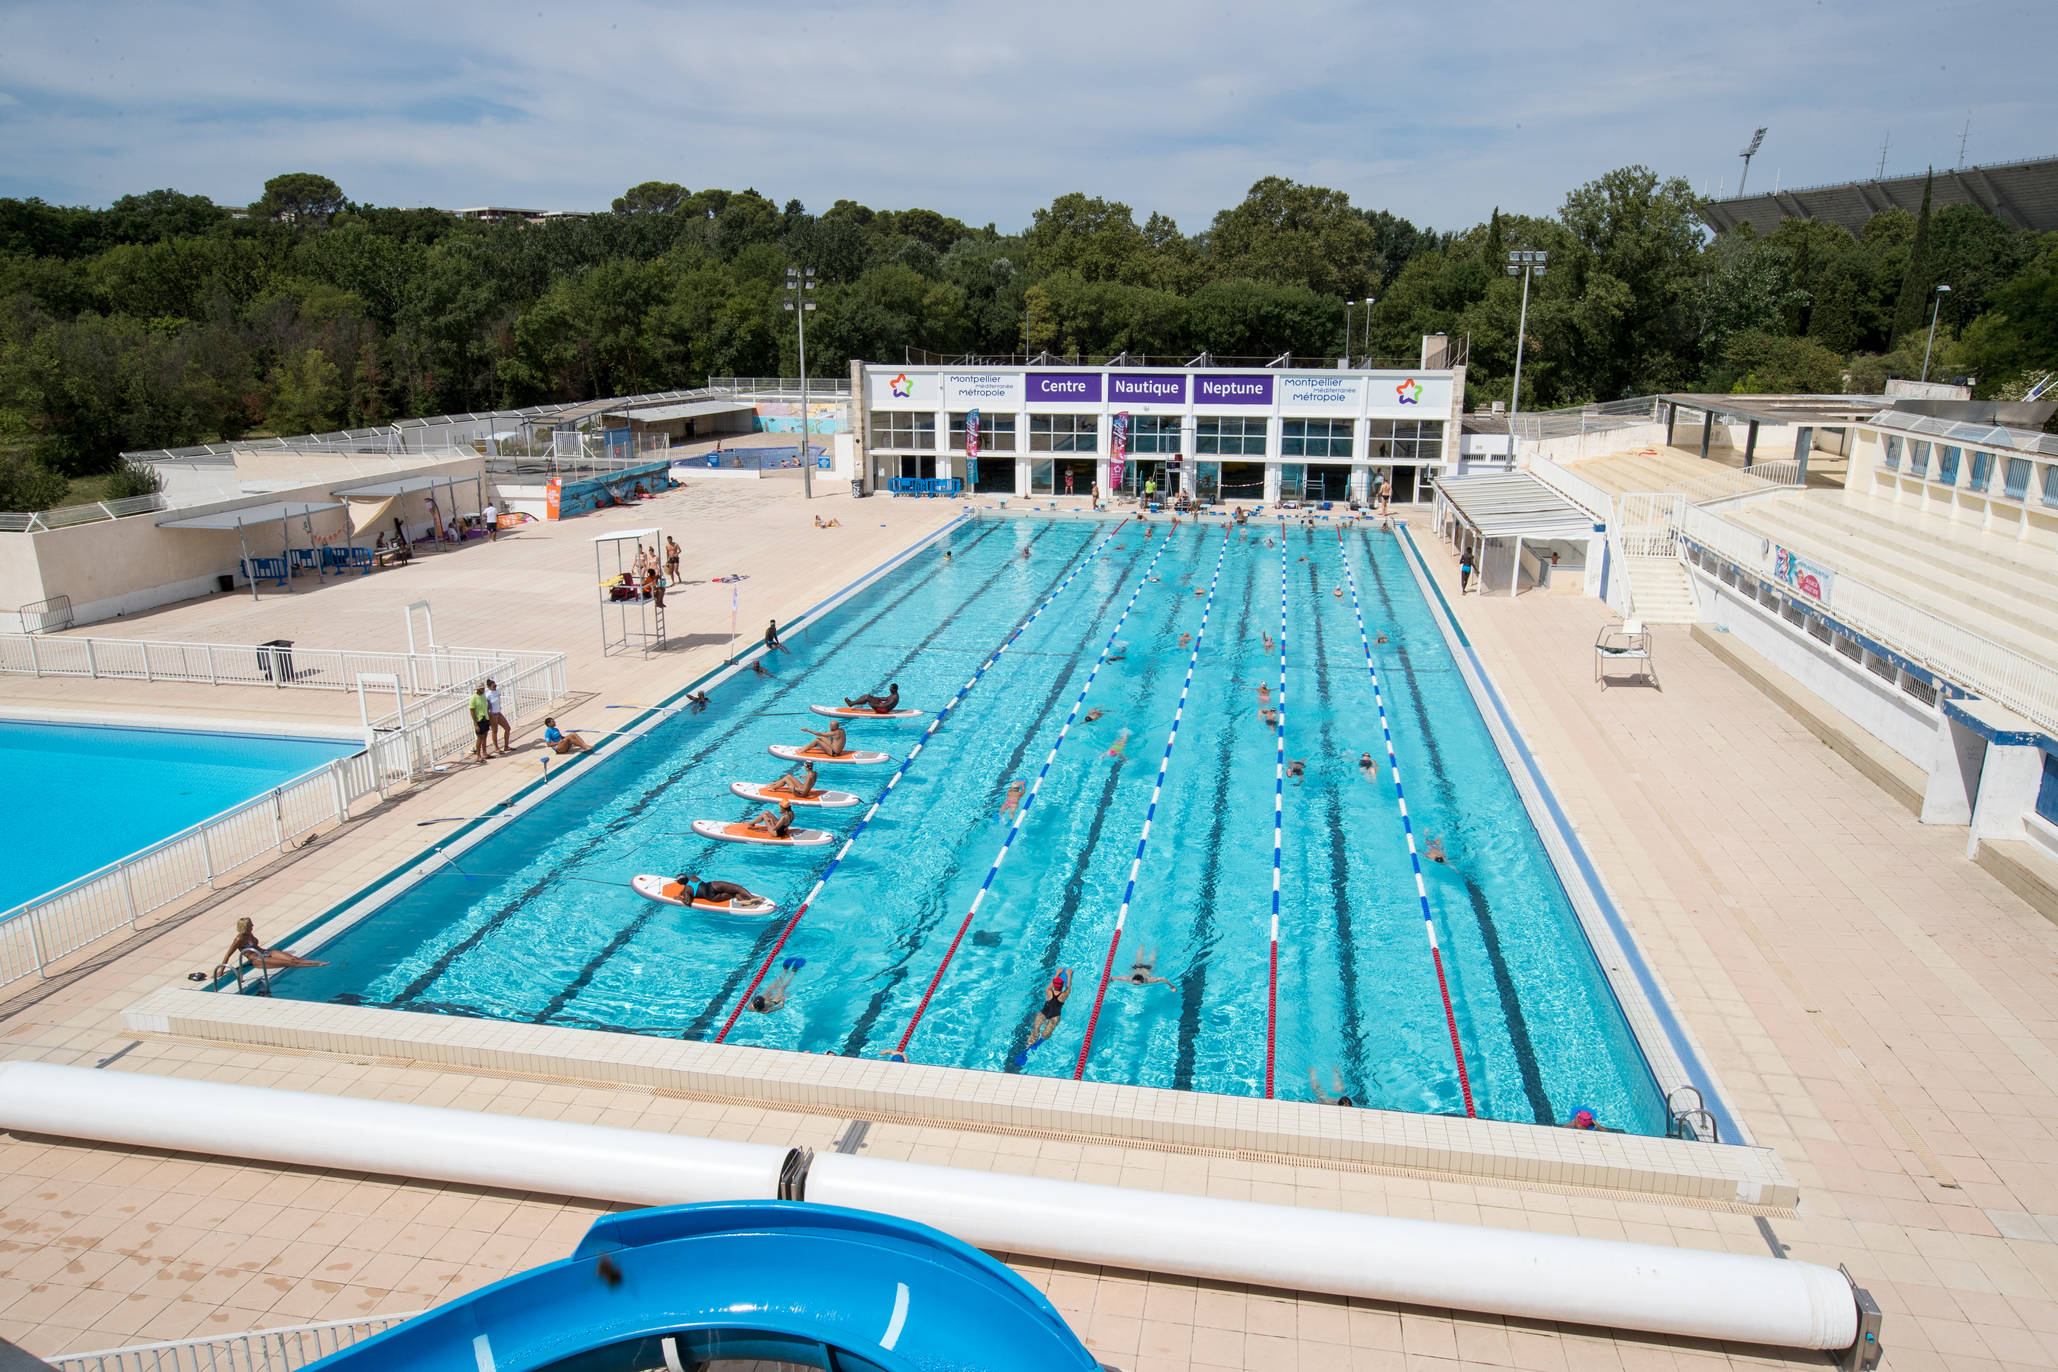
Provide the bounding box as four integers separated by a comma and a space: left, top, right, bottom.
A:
1566, 449, 1790, 502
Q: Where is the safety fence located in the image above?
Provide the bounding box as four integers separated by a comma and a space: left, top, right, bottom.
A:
0, 493, 168, 534
55, 1311, 422, 1372
1671, 502, 2058, 736
0, 633, 558, 698
887, 477, 963, 497
0, 647, 568, 990
1525, 455, 1617, 519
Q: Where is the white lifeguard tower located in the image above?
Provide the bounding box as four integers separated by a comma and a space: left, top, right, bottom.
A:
594, 526, 667, 657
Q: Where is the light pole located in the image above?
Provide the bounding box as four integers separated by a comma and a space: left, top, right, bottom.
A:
1344, 300, 1356, 367
784, 266, 816, 499
1505, 250, 1547, 448
1921, 283, 1952, 383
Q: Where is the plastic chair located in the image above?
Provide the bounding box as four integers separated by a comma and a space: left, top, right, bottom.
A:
1595, 618, 1657, 688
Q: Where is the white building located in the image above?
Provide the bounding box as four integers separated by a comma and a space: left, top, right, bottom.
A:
850, 353, 1466, 505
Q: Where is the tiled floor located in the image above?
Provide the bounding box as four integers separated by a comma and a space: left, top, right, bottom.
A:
4, 499, 2054, 1368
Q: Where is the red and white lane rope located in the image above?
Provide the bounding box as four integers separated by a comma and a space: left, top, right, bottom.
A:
1334, 527, 1475, 1116
892, 535, 1175, 1057
1264, 526, 1287, 1098
713, 518, 1130, 1043
1072, 532, 1231, 1081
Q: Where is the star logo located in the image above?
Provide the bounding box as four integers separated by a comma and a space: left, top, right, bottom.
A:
1396, 379, 1423, 405
890, 373, 912, 398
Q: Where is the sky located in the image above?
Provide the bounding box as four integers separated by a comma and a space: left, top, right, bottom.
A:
2, 0, 2054, 234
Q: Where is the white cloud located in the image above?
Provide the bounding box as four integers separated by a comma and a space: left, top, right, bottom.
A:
0, 0, 2051, 229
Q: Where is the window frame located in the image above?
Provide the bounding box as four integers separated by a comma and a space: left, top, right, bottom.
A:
1196, 416, 1268, 457
867, 410, 936, 450
947, 411, 1015, 453
1282, 418, 1355, 459
1027, 413, 1099, 454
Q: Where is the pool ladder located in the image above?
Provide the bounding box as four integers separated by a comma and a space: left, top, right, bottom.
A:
1665, 1085, 1718, 1143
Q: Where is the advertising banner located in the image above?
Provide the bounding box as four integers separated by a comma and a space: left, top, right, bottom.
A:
942, 372, 1022, 408
869, 369, 939, 408
1107, 372, 1188, 407
1109, 411, 1129, 490
1366, 374, 1453, 416
1773, 545, 1836, 609
1193, 374, 1273, 406
1279, 374, 1364, 412
545, 478, 561, 520
1026, 371, 1104, 404
965, 408, 980, 486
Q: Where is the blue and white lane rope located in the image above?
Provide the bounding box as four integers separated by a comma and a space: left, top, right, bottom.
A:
1265, 525, 1287, 1098
714, 518, 1133, 1042
1074, 531, 1232, 1080
1334, 527, 1476, 1115
894, 535, 1175, 1057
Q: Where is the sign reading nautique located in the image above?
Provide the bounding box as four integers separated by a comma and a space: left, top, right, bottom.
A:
1193, 374, 1272, 405
1026, 372, 1103, 403
1107, 373, 1188, 405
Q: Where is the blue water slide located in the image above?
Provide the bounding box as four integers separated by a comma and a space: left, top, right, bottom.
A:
306, 1201, 1102, 1372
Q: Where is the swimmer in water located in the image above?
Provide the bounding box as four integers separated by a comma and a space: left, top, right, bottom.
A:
1333, 587, 1343, 598
1375, 632, 1388, 644
752, 657, 772, 677
1287, 758, 1305, 785
1178, 632, 1192, 649
1262, 632, 1274, 654
1145, 526, 1154, 539
1309, 1066, 1357, 1107
1260, 708, 1279, 730
1117, 946, 1173, 988
800, 720, 847, 758
1022, 546, 1031, 559
1256, 683, 1271, 706
687, 690, 713, 713
1083, 707, 1105, 723
997, 779, 1027, 822
1424, 836, 1447, 864
750, 957, 806, 1013
1358, 751, 1377, 780
1107, 642, 1128, 662
1023, 969, 1073, 1051
943, 550, 952, 561
1105, 728, 1130, 759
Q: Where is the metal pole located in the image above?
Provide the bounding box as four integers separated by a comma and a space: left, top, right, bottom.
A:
1344, 301, 1354, 366
239, 524, 258, 602
1922, 295, 1942, 382
799, 290, 812, 500
1508, 267, 1532, 452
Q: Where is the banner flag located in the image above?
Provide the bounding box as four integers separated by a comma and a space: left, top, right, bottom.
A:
965, 408, 980, 486
1109, 411, 1129, 491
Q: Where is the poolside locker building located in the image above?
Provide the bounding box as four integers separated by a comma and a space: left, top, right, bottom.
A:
851, 360, 1466, 504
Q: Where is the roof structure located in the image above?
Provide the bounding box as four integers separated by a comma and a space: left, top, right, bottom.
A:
1435, 474, 1597, 540
1656, 393, 1891, 427
158, 500, 343, 530
607, 400, 756, 423
1868, 409, 2058, 460
1699, 154, 2058, 235
331, 473, 483, 499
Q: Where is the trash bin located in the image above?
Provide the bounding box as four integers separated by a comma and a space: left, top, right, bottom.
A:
216, 573, 234, 594
258, 639, 295, 682
850, 480, 868, 499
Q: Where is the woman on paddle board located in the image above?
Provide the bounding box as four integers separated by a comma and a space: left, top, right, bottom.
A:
745, 799, 796, 839
663, 875, 762, 905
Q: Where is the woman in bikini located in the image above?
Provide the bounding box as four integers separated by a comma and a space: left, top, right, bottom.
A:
216, 917, 327, 976
767, 761, 819, 798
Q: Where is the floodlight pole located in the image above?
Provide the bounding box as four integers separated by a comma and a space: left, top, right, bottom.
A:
1344, 300, 1356, 368
1736, 127, 1768, 198
786, 266, 818, 499
1505, 250, 1546, 452
1922, 284, 1952, 382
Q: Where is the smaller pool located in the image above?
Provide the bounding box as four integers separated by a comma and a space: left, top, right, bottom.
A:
0, 720, 363, 912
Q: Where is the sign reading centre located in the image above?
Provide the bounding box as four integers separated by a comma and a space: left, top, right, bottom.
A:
1026, 372, 1103, 403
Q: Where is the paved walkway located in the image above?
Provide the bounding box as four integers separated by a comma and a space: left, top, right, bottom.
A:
1, 509, 2053, 1368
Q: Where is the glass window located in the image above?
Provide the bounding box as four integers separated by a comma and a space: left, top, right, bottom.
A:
1936, 445, 1962, 485
1128, 415, 1184, 454
1029, 458, 1055, 494
2005, 458, 2031, 500
1028, 413, 1098, 453
1366, 419, 1446, 461
868, 411, 935, 449
2040, 750, 2058, 828
2044, 465, 2058, 508
1881, 434, 1902, 470
1908, 440, 1930, 477
948, 412, 1014, 452
1196, 416, 1268, 456
1282, 418, 1354, 459
1969, 451, 1994, 492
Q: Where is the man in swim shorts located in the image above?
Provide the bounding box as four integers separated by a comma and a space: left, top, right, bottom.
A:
764, 619, 789, 653
1116, 946, 1173, 988
542, 717, 589, 754
800, 721, 846, 757
746, 799, 796, 838
1287, 758, 1305, 785
844, 683, 899, 713
767, 760, 818, 798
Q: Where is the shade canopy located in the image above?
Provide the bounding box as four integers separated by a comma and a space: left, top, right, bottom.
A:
331, 473, 479, 498
1436, 474, 1596, 541
611, 400, 754, 423
592, 527, 661, 544
158, 500, 343, 530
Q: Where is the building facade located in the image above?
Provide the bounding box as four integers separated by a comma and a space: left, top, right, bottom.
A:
851, 361, 1466, 503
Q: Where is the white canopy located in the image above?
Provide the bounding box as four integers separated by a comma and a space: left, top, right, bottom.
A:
158, 500, 343, 530
592, 527, 661, 543
331, 473, 480, 499
615, 400, 754, 423
1436, 475, 1596, 541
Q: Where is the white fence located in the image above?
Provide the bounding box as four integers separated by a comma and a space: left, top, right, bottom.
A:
56, 1311, 421, 1372
0, 635, 558, 698
1525, 455, 1617, 519
0, 646, 568, 990
1672, 502, 2058, 736
0, 493, 168, 534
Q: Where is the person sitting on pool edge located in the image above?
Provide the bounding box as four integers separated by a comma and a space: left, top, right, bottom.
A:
746, 799, 796, 839
844, 682, 899, 713
664, 874, 760, 905
216, 917, 328, 977
542, 717, 589, 754
766, 759, 818, 798
799, 720, 846, 757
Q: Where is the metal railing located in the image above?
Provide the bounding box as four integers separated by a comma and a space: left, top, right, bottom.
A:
56, 1311, 421, 1372
707, 376, 853, 398
0, 634, 556, 697
0, 493, 168, 534
1525, 455, 1617, 519
362, 650, 568, 784
1673, 501, 2058, 735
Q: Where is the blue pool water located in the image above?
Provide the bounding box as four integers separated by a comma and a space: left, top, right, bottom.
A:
283, 518, 1667, 1133
0, 722, 364, 912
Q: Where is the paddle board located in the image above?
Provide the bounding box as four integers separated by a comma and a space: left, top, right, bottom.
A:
690, 819, 834, 846
730, 781, 861, 808
809, 704, 924, 720
630, 874, 779, 915
768, 744, 889, 766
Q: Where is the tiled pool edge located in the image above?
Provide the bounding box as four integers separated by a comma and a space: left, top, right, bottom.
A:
122, 984, 1797, 1210
1395, 526, 1751, 1147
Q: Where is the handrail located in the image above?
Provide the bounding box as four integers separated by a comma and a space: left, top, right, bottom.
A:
56, 1310, 423, 1372
0, 632, 558, 694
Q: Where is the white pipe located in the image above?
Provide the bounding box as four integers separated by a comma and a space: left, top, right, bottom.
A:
0, 1063, 785, 1207
807, 1154, 1855, 1350
0, 1066, 1857, 1353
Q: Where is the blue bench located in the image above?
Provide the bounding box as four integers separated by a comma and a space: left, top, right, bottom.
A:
286, 548, 323, 576
320, 545, 376, 574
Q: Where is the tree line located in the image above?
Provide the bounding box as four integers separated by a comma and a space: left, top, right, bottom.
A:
1, 166, 2053, 509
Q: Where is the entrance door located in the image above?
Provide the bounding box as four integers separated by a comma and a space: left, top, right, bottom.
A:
1307, 465, 1351, 502
1218, 462, 1265, 501
1195, 461, 1221, 503
1119, 458, 1165, 499
1279, 464, 1306, 502
972, 457, 1016, 494
897, 455, 937, 480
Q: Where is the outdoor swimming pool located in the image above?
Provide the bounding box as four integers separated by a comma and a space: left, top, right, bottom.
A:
282, 517, 1668, 1133
0, 720, 364, 913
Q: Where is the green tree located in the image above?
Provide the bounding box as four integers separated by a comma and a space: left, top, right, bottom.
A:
265, 347, 341, 435
612, 181, 688, 215
1721, 331, 1845, 394
1206, 178, 1376, 298
0, 451, 70, 511
254, 173, 347, 225
1890, 171, 1935, 343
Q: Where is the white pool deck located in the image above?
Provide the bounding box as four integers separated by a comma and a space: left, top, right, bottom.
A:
0, 482, 2053, 1368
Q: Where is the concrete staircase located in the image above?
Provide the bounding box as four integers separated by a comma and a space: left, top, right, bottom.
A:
1625, 555, 1698, 624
